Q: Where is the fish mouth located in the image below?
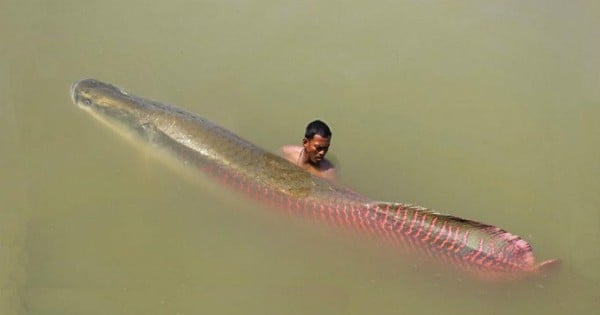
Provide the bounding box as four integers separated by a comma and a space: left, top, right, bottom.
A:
71, 79, 84, 106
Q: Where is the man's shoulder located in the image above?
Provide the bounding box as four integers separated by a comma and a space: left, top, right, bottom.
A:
280, 145, 302, 155
318, 159, 336, 180
280, 145, 301, 162
319, 158, 335, 171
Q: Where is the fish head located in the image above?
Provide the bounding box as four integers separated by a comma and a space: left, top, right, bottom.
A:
71, 78, 150, 132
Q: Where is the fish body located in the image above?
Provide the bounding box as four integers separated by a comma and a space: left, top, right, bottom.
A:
71, 78, 559, 279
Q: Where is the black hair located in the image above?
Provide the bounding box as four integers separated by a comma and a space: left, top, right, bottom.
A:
304, 120, 332, 139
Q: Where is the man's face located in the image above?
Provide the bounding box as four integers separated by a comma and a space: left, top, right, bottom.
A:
303, 134, 331, 165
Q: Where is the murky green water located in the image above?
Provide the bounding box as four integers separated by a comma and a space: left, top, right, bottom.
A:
1, 1, 598, 314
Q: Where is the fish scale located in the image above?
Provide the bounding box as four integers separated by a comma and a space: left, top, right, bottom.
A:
71, 78, 559, 280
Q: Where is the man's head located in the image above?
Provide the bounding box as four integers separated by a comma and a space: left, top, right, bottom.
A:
302, 120, 332, 165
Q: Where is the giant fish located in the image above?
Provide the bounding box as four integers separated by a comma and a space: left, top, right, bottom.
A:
71, 78, 559, 280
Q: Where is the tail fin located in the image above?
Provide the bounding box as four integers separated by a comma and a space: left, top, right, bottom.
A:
535, 259, 561, 274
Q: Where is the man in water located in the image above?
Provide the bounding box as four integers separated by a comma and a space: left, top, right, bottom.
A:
281, 120, 336, 180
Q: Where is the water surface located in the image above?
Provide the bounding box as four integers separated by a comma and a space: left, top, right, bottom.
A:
1, 1, 598, 314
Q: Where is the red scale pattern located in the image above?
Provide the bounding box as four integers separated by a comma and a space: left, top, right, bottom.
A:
198, 162, 552, 279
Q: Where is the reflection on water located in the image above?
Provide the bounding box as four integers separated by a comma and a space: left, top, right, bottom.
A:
1, 1, 599, 314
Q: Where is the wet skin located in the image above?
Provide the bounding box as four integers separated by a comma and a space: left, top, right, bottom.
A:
281, 134, 335, 180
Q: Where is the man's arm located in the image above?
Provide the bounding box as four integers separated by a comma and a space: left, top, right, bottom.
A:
318, 159, 336, 181
320, 167, 336, 181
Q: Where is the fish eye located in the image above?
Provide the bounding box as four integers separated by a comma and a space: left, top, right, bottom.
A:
82, 98, 92, 106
